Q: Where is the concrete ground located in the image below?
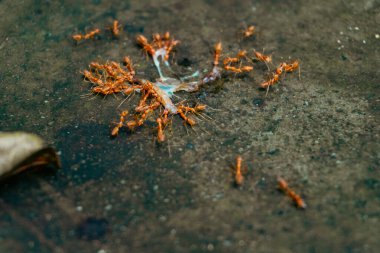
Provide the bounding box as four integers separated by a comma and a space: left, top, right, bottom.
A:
0, 0, 379, 252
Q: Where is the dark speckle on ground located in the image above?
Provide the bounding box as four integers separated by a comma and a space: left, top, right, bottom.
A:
252, 97, 265, 107
76, 217, 109, 241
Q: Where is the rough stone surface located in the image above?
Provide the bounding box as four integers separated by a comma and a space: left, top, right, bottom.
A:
0, 0, 379, 252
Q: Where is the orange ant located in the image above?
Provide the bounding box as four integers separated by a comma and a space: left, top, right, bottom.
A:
178, 103, 211, 124
111, 110, 128, 136
223, 50, 248, 65
126, 110, 151, 130
135, 101, 161, 113
164, 40, 180, 61
232, 155, 246, 186
136, 35, 155, 56
201, 42, 224, 84
177, 108, 196, 126
72, 34, 83, 42
109, 20, 121, 37
152, 33, 162, 48
135, 108, 154, 127
254, 50, 272, 63
92, 85, 125, 95
126, 119, 138, 130
223, 57, 239, 66
281, 60, 301, 80
89, 62, 104, 70
260, 73, 280, 89
213, 42, 222, 67
160, 109, 170, 125
276, 60, 300, 80
241, 66, 254, 72
259, 60, 293, 95
72, 28, 101, 42
163, 31, 170, 40
177, 104, 206, 115
84, 29, 101, 39
277, 176, 307, 209
155, 109, 172, 143
82, 70, 104, 86
193, 104, 207, 113
260, 72, 281, 96
260, 60, 299, 91
237, 50, 248, 59
103, 64, 120, 78
123, 56, 135, 75
137, 32, 179, 62
224, 65, 253, 73
223, 50, 253, 74
242, 25, 255, 38
122, 85, 140, 95
281, 60, 299, 73
156, 117, 165, 142
253, 49, 272, 70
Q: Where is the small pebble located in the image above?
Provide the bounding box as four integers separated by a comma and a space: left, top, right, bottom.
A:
76, 206, 83, 212
375, 34, 379, 39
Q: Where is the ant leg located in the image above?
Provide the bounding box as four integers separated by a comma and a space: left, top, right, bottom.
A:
265, 85, 270, 97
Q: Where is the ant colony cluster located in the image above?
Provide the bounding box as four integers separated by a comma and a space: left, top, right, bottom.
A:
78, 23, 299, 143
76, 22, 306, 209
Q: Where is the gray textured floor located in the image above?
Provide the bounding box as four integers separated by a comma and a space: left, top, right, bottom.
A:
0, 0, 379, 252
